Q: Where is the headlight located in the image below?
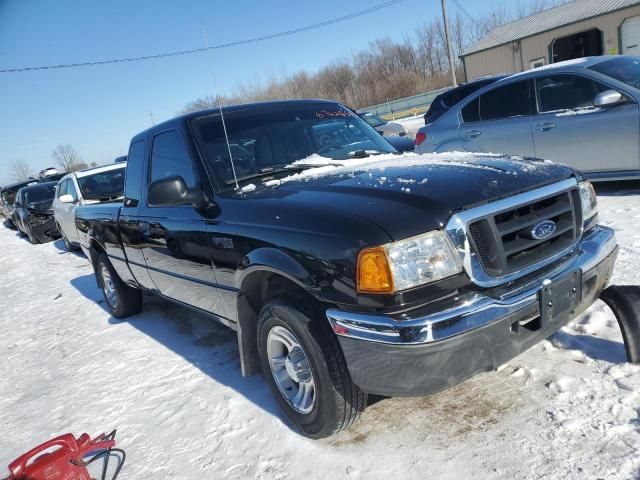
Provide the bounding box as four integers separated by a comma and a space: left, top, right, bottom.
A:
357, 230, 462, 294
579, 180, 598, 222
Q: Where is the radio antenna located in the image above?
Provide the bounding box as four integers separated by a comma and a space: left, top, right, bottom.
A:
201, 22, 239, 190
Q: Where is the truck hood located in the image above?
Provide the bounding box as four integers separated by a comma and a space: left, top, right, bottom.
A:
243, 153, 580, 241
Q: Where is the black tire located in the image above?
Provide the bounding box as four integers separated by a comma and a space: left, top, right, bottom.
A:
96, 253, 142, 318
257, 300, 367, 438
26, 225, 39, 244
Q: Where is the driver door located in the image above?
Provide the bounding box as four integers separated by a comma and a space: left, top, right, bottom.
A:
531, 73, 640, 172
138, 128, 225, 314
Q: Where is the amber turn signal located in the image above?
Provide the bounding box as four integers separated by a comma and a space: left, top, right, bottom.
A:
357, 247, 394, 294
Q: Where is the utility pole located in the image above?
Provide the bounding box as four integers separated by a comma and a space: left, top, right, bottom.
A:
441, 0, 458, 87
149, 110, 155, 126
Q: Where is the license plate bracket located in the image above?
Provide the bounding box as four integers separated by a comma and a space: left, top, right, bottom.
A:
540, 270, 582, 324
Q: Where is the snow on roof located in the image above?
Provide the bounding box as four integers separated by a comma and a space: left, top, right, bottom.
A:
463, 0, 640, 56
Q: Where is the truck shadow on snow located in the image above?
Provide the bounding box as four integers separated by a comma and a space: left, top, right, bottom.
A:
69, 272, 629, 444
69, 273, 289, 426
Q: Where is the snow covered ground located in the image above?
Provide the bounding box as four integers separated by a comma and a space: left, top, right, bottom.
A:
1, 182, 639, 479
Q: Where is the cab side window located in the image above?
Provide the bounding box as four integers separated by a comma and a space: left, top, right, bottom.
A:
149, 130, 197, 189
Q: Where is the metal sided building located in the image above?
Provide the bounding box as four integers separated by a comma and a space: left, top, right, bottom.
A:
461, 0, 640, 81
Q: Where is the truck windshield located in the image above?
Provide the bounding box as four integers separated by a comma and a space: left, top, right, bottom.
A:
588, 56, 640, 89
78, 167, 126, 199
192, 102, 396, 186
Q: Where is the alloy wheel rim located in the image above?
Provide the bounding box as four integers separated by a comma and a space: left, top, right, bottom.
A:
267, 325, 316, 414
100, 263, 118, 310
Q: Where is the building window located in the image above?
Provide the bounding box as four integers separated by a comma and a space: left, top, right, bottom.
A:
530, 57, 546, 69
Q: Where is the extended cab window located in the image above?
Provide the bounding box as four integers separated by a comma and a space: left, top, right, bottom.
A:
536, 74, 607, 112
124, 140, 145, 207
478, 80, 532, 120
150, 130, 197, 189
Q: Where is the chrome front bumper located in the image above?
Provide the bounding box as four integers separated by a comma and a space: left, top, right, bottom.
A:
327, 225, 617, 346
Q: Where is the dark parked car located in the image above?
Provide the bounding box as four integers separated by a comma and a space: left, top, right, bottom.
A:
424, 75, 508, 125
1, 179, 39, 228
12, 181, 60, 243
75, 99, 616, 438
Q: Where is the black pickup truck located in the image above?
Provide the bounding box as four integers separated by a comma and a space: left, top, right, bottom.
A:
76, 99, 617, 438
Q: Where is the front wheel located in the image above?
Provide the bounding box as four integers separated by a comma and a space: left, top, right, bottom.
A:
96, 253, 142, 318
257, 301, 367, 438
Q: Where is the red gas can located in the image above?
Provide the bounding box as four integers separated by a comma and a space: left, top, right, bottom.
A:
5, 431, 123, 480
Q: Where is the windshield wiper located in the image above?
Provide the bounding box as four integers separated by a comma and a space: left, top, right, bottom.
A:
347, 149, 384, 159
225, 164, 314, 186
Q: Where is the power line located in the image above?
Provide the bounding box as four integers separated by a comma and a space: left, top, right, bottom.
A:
449, 0, 508, 45
0, 0, 405, 74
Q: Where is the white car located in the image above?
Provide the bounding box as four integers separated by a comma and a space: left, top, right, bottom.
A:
53, 163, 126, 250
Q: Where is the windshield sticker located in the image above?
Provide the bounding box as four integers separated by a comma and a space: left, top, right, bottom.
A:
314, 109, 353, 119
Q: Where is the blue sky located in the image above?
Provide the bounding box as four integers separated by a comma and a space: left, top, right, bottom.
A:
0, 0, 498, 185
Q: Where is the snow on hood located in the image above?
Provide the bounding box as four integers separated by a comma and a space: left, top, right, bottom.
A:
258, 151, 553, 188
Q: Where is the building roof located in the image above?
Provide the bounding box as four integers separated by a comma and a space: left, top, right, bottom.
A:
463, 0, 640, 56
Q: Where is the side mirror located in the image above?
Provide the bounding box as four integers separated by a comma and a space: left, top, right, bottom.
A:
59, 194, 75, 204
594, 89, 623, 108
147, 175, 203, 207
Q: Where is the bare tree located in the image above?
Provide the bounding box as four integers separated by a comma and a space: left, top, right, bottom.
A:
9, 159, 33, 181
180, 0, 559, 111
52, 144, 86, 172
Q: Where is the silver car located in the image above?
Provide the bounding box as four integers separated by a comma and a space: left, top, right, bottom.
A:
415, 55, 640, 180
53, 163, 126, 250
360, 112, 407, 137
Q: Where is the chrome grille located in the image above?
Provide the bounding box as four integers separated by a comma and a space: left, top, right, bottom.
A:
466, 188, 581, 277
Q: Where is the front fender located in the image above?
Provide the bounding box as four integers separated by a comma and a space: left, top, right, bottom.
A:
236, 247, 317, 295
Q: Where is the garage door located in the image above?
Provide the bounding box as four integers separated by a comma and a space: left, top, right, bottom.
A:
622, 15, 640, 54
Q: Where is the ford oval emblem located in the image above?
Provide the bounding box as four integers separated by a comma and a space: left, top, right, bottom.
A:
531, 220, 557, 240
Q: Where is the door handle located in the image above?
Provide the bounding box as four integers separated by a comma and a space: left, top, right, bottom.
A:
464, 130, 481, 139
535, 122, 556, 132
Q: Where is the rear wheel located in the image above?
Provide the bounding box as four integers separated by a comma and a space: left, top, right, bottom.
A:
257, 301, 367, 438
96, 253, 142, 318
